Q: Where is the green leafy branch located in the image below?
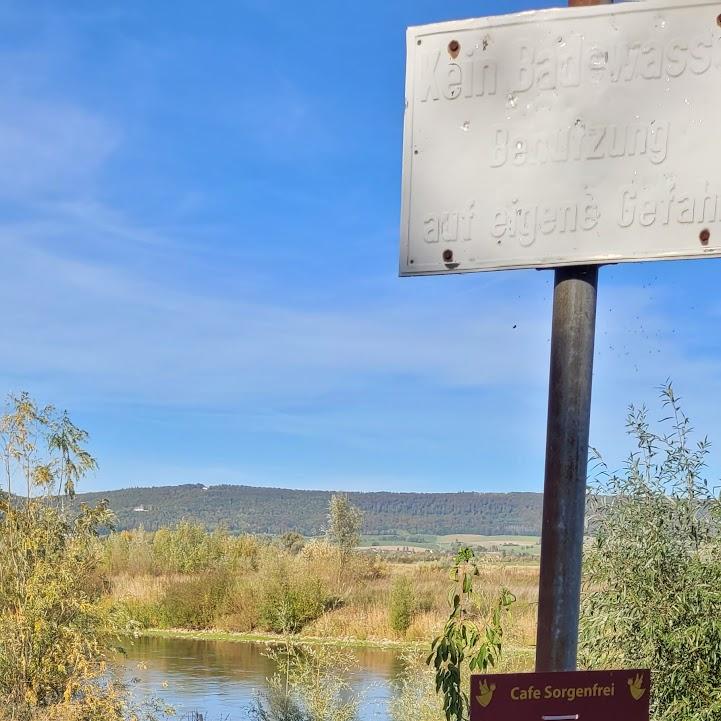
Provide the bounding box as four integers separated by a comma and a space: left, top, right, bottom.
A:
426, 547, 515, 721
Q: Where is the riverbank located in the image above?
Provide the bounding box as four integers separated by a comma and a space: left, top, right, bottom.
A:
138, 627, 426, 650
135, 627, 536, 670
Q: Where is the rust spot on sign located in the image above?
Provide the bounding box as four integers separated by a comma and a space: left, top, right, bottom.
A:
442, 249, 454, 262
448, 39, 460, 58
717, 13, 721, 27
700, 228, 711, 245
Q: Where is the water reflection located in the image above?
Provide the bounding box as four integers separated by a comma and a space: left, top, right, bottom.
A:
116, 636, 404, 721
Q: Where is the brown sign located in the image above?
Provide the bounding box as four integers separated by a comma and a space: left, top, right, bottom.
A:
471, 669, 650, 721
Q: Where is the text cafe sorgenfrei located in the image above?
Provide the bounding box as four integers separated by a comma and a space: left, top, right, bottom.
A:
470, 669, 651, 721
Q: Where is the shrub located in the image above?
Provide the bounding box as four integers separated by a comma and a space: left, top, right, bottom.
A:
103, 529, 156, 575
580, 385, 721, 720
299, 540, 342, 575
152, 521, 226, 574
215, 578, 261, 632
252, 643, 359, 721
389, 576, 415, 634
258, 558, 331, 634
390, 653, 443, 721
279, 531, 305, 555
258, 576, 329, 634
114, 596, 162, 629
224, 533, 263, 572
158, 571, 233, 629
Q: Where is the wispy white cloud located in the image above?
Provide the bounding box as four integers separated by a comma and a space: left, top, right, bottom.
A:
0, 98, 118, 199
0, 236, 550, 402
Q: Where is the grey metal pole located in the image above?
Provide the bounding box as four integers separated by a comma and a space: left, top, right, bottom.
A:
535, 265, 598, 672
533, 0, 608, 677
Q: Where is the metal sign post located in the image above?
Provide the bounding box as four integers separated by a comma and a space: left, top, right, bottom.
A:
535, 0, 607, 679
535, 265, 597, 672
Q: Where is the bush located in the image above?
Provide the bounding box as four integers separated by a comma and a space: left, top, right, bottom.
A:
258, 576, 329, 634
258, 558, 331, 634
390, 653, 443, 721
389, 576, 415, 634
103, 529, 156, 575
580, 385, 721, 720
224, 533, 263, 572
215, 578, 261, 632
158, 571, 233, 629
152, 521, 227, 574
114, 596, 162, 629
252, 643, 359, 721
279, 531, 305, 555
103, 525, 264, 577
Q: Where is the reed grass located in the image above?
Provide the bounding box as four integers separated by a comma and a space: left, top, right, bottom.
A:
105, 527, 539, 670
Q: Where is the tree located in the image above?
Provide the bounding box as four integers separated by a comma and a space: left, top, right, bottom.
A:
580, 384, 721, 721
389, 575, 415, 635
325, 494, 362, 561
0, 393, 136, 720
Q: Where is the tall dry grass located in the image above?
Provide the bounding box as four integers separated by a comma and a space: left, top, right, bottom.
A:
303, 559, 537, 664
104, 526, 539, 669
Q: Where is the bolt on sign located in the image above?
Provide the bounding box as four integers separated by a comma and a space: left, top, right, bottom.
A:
470, 669, 651, 721
400, 0, 721, 275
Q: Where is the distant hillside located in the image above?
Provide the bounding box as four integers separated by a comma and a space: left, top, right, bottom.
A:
69, 484, 543, 536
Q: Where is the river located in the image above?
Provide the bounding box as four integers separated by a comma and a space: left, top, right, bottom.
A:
117, 635, 406, 721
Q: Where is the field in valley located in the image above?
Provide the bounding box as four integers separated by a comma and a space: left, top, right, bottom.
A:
360, 533, 541, 557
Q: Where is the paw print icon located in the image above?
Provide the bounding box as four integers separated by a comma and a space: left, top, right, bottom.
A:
476, 680, 496, 708
628, 673, 646, 701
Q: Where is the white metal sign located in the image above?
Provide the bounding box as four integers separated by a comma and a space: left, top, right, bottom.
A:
400, 0, 721, 275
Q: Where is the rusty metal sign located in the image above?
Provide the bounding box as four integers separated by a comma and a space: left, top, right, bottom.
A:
400, 0, 721, 275
470, 669, 651, 721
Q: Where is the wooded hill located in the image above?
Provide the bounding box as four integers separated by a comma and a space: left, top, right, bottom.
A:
68, 484, 543, 536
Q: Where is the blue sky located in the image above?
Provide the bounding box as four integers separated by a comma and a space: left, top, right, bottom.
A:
1, 0, 720, 494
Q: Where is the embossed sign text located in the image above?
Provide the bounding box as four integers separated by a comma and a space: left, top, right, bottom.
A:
400, 0, 721, 274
